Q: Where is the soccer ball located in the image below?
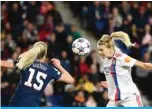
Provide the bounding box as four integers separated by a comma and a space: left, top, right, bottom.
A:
72, 38, 91, 56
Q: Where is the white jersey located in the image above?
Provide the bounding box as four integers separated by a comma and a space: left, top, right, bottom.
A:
102, 50, 140, 101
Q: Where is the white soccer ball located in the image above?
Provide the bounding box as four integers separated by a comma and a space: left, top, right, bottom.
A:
72, 38, 91, 56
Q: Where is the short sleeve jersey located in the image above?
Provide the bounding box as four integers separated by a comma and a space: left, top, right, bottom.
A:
9, 60, 61, 106
102, 50, 139, 101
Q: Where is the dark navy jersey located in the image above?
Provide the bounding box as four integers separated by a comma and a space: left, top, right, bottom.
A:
9, 60, 61, 107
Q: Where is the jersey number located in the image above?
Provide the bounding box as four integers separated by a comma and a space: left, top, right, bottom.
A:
24, 68, 47, 91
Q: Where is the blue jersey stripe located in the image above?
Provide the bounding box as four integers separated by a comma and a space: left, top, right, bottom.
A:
111, 58, 121, 101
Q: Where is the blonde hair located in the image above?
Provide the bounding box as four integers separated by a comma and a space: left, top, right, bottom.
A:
97, 31, 134, 49
16, 41, 47, 70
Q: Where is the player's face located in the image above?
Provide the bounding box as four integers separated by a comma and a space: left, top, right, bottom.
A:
98, 45, 112, 58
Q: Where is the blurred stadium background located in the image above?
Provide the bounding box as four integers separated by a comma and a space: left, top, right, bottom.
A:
1, 1, 152, 107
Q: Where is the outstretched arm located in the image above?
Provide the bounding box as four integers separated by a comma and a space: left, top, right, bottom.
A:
119, 53, 152, 70
57, 66, 75, 84
135, 60, 152, 70
1, 60, 14, 69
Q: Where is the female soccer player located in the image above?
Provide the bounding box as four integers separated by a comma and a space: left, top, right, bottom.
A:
97, 31, 152, 107
1, 41, 74, 107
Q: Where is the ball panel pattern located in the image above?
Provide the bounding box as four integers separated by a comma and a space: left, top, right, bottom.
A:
72, 38, 91, 56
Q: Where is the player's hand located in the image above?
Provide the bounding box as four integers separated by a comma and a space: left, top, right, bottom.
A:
101, 81, 108, 88
51, 58, 61, 69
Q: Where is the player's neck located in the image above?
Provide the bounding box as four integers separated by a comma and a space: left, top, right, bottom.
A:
38, 58, 45, 63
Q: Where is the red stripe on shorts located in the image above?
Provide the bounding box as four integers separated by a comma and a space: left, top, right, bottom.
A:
135, 94, 142, 107
114, 88, 119, 102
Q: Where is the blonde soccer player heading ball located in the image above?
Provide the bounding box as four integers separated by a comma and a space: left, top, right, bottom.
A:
97, 31, 152, 107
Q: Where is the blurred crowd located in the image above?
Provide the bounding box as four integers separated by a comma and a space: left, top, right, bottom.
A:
68, 1, 152, 57
1, 1, 152, 107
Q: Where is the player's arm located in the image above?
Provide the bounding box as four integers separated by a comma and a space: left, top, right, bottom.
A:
51, 58, 74, 84
56, 66, 75, 84
0, 60, 15, 69
134, 60, 152, 70
120, 53, 152, 70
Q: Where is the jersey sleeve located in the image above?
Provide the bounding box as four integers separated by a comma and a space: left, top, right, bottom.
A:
119, 53, 137, 67
48, 66, 62, 81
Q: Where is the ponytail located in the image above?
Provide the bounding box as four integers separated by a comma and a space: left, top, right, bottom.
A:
16, 41, 47, 70
110, 31, 134, 48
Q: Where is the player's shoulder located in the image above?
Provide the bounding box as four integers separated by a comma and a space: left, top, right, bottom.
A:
113, 47, 126, 59
114, 51, 133, 63
114, 51, 130, 62
115, 52, 123, 58
44, 63, 55, 71
114, 51, 123, 59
